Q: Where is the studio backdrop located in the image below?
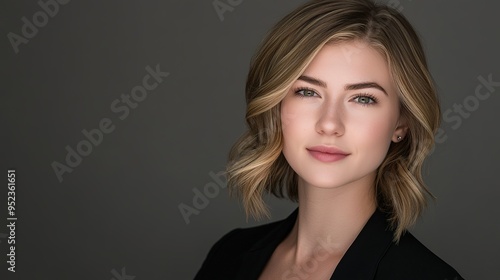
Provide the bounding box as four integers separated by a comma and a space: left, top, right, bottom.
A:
1, 0, 499, 279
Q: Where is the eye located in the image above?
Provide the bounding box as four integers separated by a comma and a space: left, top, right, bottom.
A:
353, 94, 377, 105
294, 87, 318, 98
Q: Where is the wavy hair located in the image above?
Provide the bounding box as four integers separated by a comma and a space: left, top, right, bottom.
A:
223, 0, 440, 243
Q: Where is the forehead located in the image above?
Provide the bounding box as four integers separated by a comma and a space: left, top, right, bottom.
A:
301, 40, 397, 94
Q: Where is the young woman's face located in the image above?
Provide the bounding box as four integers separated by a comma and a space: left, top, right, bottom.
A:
280, 40, 406, 190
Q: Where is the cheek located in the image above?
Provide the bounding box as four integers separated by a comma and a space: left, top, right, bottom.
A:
281, 99, 307, 134
355, 101, 399, 135
281, 107, 296, 153
281, 100, 310, 151
366, 118, 394, 139
280, 102, 297, 130
353, 112, 397, 157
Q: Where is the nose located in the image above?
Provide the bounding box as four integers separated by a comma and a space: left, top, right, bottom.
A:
315, 101, 345, 136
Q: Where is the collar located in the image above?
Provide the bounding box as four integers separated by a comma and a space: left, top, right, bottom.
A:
235, 207, 395, 279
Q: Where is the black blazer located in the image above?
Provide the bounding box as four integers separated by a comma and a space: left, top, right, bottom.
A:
194, 208, 464, 279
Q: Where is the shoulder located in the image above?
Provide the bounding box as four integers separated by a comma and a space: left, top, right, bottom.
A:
376, 231, 464, 280
194, 220, 283, 279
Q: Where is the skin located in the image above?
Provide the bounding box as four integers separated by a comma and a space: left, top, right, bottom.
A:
258, 40, 408, 279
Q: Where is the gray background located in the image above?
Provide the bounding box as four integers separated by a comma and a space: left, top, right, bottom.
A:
1, 0, 498, 279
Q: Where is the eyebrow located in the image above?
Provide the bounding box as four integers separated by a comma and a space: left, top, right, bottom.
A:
297, 75, 388, 96
346, 82, 388, 96
297, 75, 328, 88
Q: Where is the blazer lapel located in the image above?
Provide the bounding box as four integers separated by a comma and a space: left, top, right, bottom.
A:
330, 209, 395, 279
234, 208, 299, 279
233, 208, 394, 280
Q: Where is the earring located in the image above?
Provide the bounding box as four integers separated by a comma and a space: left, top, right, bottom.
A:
397, 136, 402, 141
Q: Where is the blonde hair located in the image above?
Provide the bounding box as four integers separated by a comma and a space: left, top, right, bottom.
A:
224, 0, 440, 243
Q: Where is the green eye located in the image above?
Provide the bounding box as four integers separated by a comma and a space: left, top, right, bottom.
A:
353, 94, 377, 105
295, 88, 318, 98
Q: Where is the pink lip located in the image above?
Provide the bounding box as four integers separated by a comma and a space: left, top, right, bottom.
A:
306, 145, 349, 163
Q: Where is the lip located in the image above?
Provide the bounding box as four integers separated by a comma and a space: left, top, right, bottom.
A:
306, 145, 350, 163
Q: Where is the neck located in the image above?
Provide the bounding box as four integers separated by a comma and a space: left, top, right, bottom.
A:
286, 173, 377, 263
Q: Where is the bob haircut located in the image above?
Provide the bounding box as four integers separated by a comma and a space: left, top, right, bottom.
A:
224, 0, 440, 243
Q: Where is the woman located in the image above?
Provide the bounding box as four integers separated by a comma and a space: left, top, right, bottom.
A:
195, 0, 464, 279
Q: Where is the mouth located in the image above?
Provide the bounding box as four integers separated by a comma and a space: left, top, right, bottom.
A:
306, 146, 350, 163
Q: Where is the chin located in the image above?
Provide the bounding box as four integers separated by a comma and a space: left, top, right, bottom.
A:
298, 175, 348, 189
297, 169, 376, 190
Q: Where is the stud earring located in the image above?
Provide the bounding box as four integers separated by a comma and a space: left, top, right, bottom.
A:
397, 136, 402, 141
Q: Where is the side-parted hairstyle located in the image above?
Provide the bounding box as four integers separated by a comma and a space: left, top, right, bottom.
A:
224, 0, 440, 243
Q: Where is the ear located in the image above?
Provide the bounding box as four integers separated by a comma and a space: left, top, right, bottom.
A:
392, 116, 409, 143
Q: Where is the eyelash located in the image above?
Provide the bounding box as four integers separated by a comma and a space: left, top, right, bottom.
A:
293, 87, 378, 106
352, 93, 378, 106
293, 87, 317, 98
